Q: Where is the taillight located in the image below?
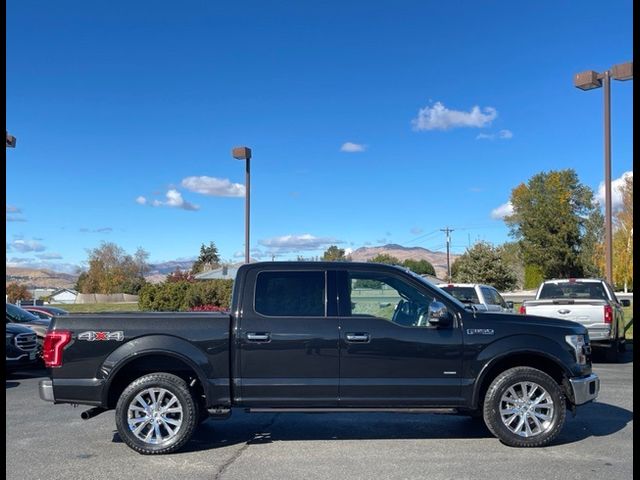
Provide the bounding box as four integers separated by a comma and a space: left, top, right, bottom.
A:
519, 305, 526, 315
604, 305, 613, 324
43, 330, 72, 368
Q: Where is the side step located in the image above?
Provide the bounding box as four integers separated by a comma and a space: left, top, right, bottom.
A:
245, 407, 458, 414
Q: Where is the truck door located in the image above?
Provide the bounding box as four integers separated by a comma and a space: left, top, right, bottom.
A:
237, 267, 339, 407
336, 269, 463, 406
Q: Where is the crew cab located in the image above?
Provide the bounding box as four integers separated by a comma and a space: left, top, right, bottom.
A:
520, 278, 630, 362
439, 283, 514, 312
39, 262, 599, 454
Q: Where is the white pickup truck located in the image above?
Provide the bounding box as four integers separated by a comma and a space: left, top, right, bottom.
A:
438, 283, 514, 313
521, 279, 630, 361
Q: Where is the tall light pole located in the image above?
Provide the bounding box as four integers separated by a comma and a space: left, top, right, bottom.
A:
6, 131, 16, 148
232, 146, 252, 264
574, 61, 633, 285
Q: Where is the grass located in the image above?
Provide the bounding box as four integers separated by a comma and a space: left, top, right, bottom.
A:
52, 303, 140, 313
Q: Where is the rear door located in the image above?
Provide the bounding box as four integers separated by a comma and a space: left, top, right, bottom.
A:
237, 267, 339, 407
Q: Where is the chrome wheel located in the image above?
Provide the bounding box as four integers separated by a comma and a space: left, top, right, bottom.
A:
499, 381, 554, 438
127, 388, 183, 445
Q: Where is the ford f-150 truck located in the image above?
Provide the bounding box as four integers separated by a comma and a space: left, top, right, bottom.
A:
39, 262, 599, 454
520, 278, 630, 362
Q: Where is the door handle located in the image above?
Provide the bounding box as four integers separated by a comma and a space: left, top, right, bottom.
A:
246, 332, 271, 343
345, 333, 370, 343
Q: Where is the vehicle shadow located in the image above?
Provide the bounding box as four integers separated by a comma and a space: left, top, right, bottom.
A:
591, 342, 634, 364
6, 381, 20, 389
5, 368, 48, 380
112, 402, 631, 453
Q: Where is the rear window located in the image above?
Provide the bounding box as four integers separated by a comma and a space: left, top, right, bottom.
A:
539, 282, 609, 300
255, 271, 325, 316
440, 286, 479, 304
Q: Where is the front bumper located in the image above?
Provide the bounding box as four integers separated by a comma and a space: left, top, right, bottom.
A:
569, 373, 600, 405
39, 379, 55, 402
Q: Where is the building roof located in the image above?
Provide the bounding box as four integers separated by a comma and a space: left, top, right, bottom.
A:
51, 288, 78, 296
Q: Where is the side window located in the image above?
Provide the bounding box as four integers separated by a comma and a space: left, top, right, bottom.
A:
348, 272, 435, 327
491, 289, 508, 308
480, 287, 497, 305
255, 271, 325, 317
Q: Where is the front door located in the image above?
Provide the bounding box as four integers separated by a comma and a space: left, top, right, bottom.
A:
337, 269, 463, 406
238, 268, 339, 407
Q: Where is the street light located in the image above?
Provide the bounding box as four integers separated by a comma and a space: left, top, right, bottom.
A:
573, 61, 633, 285
6, 131, 16, 148
232, 146, 252, 264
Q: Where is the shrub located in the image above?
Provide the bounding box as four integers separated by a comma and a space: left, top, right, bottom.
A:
138, 279, 233, 312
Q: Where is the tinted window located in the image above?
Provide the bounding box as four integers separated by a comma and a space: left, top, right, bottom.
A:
539, 282, 608, 300
6, 303, 39, 323
255, 271, 325, 316
441, 286, 479, 304
481, 287, 506, 307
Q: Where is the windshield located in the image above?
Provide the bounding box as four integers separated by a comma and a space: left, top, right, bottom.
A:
6, 303, 40, 323
440, 286, 480, 304
539, 282, 609, 300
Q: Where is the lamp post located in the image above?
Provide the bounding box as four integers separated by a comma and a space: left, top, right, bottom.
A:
6, 131, 16, 148
232, 146, 252, 264
574, 61, 633, 285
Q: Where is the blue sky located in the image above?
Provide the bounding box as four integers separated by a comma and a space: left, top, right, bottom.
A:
6, 1, 634, 272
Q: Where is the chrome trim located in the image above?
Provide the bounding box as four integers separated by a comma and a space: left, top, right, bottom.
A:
569, 373, 600, 405
14, 333, 38, 352
39, 380, 55, 402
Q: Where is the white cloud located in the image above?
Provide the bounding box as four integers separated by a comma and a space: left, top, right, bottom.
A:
140, 189, 200, 211
136, 196, 147, 205
7, 257, 78, 273
80, 227, 113, 233
476, 129, 513, 140
36, 252, 63, 260
7, 239, 46, 253
410, 227, 424, 235
344, 247, 354, 256
491, 202, 514, 220
258, 234, 342, 253
498, 129, 513, 139
412, 101, 497, 131
340, 142, 367, 153
596, 171, 632, 210
6, 205, 21, 213
181, 176, 245, 197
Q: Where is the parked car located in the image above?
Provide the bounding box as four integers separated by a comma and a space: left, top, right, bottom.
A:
520, 278, 630, 361
438, 283, 514, 312
40, 262, 598, 453
6, 302, 50, 340
22, 305, 69, 320
6, 322, 40, 372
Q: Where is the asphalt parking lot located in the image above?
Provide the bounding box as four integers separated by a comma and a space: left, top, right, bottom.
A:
6, 350, 633, 480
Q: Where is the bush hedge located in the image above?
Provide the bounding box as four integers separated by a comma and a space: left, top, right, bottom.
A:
138, 280, 233, 312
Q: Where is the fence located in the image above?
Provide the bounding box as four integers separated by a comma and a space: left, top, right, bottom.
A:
74, 293, 139, 304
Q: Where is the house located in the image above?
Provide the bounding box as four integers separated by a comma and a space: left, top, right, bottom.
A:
49, 288, 78, 304
194, 264, 241, 281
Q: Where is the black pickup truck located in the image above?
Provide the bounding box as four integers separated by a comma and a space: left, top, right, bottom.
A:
39, 262, 599, 454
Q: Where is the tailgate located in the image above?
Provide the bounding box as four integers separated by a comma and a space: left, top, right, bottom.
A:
524, 299, 607, 326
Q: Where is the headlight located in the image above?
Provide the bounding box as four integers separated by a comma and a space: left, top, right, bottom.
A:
565, 334, 587, 365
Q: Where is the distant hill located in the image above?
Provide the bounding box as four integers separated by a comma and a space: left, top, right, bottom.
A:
350, 244, 458, 279
6, 267, 78, 289
144, 259, 196, 284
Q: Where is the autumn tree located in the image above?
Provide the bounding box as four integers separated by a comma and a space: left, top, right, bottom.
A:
322, 245, 351, 261
613, 174, 633, 292
505, 169, 598, 279
451, 241, 517, 291
76, 242, 149, 294
6, 282, 32, 303
190, 242, 221, 274
369, 253, 401, 265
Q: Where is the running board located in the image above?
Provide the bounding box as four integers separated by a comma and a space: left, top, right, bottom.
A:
245, 407, 459, 414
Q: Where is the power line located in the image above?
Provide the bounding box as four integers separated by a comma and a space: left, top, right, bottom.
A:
440, 227, 454, 282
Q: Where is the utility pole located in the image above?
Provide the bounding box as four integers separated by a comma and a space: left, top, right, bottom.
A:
440, 227, 454, 282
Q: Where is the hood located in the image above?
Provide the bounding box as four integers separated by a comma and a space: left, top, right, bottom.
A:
476, 311, 588, 336
6, 323, 36, 335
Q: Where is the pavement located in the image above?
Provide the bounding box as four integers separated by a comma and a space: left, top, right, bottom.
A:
6, 349, 633, 480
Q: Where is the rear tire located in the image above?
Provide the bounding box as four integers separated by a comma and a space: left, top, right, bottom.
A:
483, 367, 566, 447
115, 373, 199, 455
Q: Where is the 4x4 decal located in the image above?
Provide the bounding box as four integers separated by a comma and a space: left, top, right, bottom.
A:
77, 331, 124, 341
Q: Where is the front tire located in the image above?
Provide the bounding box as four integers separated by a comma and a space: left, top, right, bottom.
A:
483, 367, 566, 447
115, 373, 199, 454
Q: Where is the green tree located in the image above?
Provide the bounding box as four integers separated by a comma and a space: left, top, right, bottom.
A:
6, 282, 32, 303
76, 242, 149, 294
505, 169, 597, 279
613, 174, 633, 291
322, 245, 350, 261
402, 258, 436, 276
580, 208, 605, 278
191, 242, 221, 274
451, 241, 517, 291
369, 253, 401, 265
499, 242, 525, 289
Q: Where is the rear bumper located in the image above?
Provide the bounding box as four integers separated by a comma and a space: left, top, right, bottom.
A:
39, 379, 55, 402
569, 373, 600, 405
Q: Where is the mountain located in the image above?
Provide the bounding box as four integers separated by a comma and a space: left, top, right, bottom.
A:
349, 244, 458, 279
144, 259, 196, 284
6, 267, 78, 289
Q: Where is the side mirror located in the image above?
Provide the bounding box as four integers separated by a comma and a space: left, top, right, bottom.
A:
427, 301, 452, 327
506, 301, 514, 309
621, 299, 631, 307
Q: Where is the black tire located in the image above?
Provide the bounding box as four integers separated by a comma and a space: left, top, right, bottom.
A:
483, 367, 566, 447
618, 339, 627, 353
115, 373, 199, 455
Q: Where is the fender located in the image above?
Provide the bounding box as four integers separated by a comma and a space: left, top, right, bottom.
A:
98, 334, 227, 406
468, 334, 575, 408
